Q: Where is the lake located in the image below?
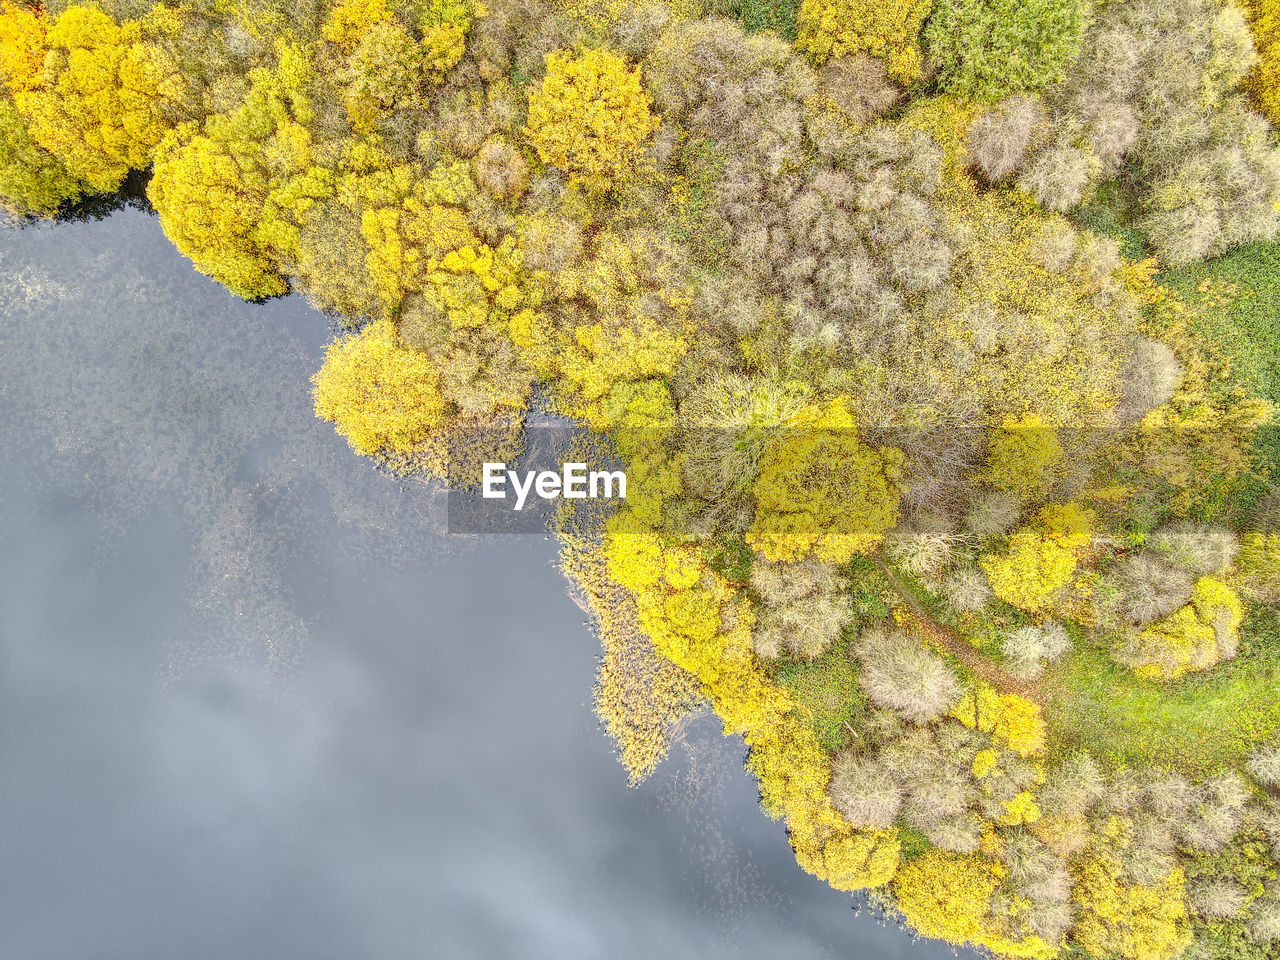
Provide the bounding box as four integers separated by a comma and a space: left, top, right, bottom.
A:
0, 207, 969, 960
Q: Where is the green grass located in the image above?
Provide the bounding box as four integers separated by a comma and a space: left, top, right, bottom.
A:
1072, 180, 1147, 261
1042, 606, 1280, 775
719, 0, 801, 40
777, 642, 867, 753
1161, 241, 1280, 479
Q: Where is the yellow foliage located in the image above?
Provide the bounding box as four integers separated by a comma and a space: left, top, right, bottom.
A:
999, 790, 1041, 826
415, 0, 474, 77
1130, 576, 1244, 680
312, 316, 450, 456
1237, 531, 1280, 601
986, 414, 1063, 500
747, 397, 903, 563
1072, 851, 1191, 960
525, 49, 659, 193
981, 529, 1077, 612
558, 500, 702, 784
605, 505, 899, 892
951, 684, 1047, 756
796, 0, 932, 84
0, 95, 84, 215
0, 1, 45, 94
972, 748, 998, 778
894, 851, 1058, 958
14, 5, 177, 191
1036, 502, 1095, 551
148, 44, 321, 299
323, 0, 390, 49
559, 317, 687, 403
1242, 0, 1280, 123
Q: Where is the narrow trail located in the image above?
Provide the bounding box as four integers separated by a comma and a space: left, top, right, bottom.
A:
873, 559, 1046, 705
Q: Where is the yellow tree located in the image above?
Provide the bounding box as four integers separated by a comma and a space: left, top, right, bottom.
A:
0, 97, 85, 214
14, 5, 179, 191
148, 43, 324, 299
312, 316, 449, 456
525, 49, 659, 194
748, 398, 903, 563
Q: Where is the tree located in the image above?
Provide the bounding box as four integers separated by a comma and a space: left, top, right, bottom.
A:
748, 398, 903, 563
1072, 850, 1191, 960
894, 850, 1059, 958
0, 96, 84, 214
148, 43, 322, 299
311, 316, 449, 456
1117, 577, 1244, 679
0, 1, 47, 96
855, 629, 960, 723
923, 0, 1090, 101
981, 530, 1076, 612
796, 0, 932, 84
14, 5, 179, 191
525, 49, 659, 193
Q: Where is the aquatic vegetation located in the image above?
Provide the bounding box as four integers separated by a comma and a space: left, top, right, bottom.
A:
4, 0, 1280, 957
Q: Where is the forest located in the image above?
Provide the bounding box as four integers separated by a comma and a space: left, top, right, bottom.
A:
2, 0, 1280, 956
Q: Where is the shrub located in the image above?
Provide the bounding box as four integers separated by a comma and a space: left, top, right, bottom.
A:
886, 530, 954, 576
1041, 753, 1104, 812
1148, 522, 1239, 575
1251, 896, 1280, 943
923, 0, 1092, 102
967, 95, 1044, 182
981, 530, 1076, 613
796, 0, 933, 84
1117, 577, 1244, 679
828, 753, 902, 827
312, 317, 449, 456
752, 557, 840, 604
922, 813, 982, 853
855, 629, 960, 722
1176, 773, 1249, 851
525, 49, 659, 193
1247, 739, 1280, 787
940, 565, 993, 612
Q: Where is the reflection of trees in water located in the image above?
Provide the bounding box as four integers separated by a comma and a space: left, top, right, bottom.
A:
0, 212, 455, 685
645, 712, 790, 934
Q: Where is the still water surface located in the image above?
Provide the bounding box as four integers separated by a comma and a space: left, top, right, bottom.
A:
0, 209, 972, 960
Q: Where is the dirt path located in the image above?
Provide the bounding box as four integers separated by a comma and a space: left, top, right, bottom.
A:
873, 559, 1045, 704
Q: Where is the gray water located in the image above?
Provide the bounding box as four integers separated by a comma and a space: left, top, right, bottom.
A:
0, 209, 969, 960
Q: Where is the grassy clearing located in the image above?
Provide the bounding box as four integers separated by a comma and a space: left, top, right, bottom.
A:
1161, 241, 1280, 478
1042, 605, 1280, 775
776, 640, 867, 753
